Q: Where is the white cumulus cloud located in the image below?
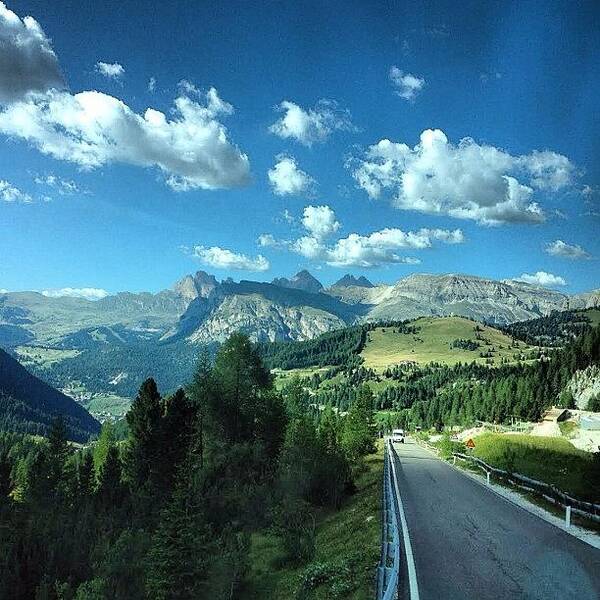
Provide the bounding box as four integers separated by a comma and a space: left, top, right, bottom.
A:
0, 2, 65, 103
0, 88, 250, 191
544, 239, 591, 260
301, 205, 340, 240
274, 205, 465, 268
95, 61, 125, 80
351, 129, 577, 226
0, 180, 32, 203
389, 66, 425, 101
42, 287, 110, 300
515, 271, 567, 288
193, 246, 270, 271
268, 155, 315, 196
0, 6, 250, 192
269, 99, 354, 146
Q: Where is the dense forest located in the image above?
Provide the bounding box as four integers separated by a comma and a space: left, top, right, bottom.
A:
25, 339, 214, 399
259, 321, 418, 370
0, 334, 377, 599
298, 325, 600, 431
502, 309, 596, 346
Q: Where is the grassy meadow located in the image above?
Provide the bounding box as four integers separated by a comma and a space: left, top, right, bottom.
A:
361, 316, 535, 370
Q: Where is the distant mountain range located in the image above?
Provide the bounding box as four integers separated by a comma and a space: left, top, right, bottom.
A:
0, 347, 100, 441
1, 270, 598, 417
1, 271, 599, 350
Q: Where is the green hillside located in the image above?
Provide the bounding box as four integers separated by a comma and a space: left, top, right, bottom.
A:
0, 348, 100, 442
361, 316, 536, 370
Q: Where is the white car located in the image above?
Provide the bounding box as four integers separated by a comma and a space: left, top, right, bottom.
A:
392, 428, 405, 443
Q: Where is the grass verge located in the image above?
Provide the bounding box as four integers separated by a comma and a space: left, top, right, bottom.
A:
470, 433, 595, 501
243, 442, 383, 599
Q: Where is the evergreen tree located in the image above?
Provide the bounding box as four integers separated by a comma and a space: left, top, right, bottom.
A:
93, 422, 116, 474
125, 378, 163, 488
78, 451, 95, 499
97, 444, 122, 508
342, 385, 376, 462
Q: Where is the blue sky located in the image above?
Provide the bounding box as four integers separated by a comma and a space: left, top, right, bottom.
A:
0, 0, 598, 297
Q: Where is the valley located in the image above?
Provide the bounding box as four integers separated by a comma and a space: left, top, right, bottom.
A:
2, 270, 598, 421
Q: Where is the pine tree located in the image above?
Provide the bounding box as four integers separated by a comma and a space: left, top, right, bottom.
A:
97, 445, 122, 508
342, 385, 375, 462
78, 451, 95, 499
93, 422, 115, 474
125, 378, 163, 488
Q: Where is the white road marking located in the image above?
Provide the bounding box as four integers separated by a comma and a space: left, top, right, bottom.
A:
389, 440, 421, 600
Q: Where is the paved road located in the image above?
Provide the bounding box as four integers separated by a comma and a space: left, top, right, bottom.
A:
392, 439, 600, 600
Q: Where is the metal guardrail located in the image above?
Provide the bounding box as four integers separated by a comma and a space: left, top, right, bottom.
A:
452, 452, 600, 523
376, 440, 401, 600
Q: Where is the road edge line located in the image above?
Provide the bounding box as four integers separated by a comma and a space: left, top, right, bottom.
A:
389, 442, 421, 600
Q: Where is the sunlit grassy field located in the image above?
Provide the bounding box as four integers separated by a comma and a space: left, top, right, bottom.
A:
82, 394, 132, 418
472, 433, 594, 500
272, 366, 332, 389
15, 345, 80, 368
361, 316, 535, 370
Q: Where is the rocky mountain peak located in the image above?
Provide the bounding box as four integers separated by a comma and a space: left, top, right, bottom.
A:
272, 270, 323, 294
332, 274, 374, 288
174, 270, 219, 302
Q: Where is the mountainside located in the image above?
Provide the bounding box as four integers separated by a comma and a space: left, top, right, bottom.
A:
2, 272, 598, 353
365, 274, 573, 325
0, 348, 100, 441
165, 279, 362, 344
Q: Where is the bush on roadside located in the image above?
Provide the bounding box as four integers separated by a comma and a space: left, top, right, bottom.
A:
436, 434, 465, 459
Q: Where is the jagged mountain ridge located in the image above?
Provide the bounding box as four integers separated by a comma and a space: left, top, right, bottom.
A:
272, 269, 324, 294
1, 271, 598, 349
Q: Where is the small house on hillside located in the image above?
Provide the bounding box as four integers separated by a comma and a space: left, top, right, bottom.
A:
542, 407, 570, 422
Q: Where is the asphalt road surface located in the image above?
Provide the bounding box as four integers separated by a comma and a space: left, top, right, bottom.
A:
392, 439, 600, 600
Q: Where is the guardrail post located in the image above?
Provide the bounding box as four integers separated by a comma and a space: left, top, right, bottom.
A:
486, 471, 490, 486
565, 506, 571, 528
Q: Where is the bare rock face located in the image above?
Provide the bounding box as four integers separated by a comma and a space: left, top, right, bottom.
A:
173, 271, 219, 302
186, 293, 345, 343
565, 289, 600, 310
567, 365, 600, 410
366, 274, 569, 325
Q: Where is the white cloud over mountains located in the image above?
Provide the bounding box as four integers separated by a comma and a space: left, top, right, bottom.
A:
544, 239, 591, 260
260, 204, 464, 268
351, 129, 577, 225
389, 66, 425, 101
269, 99, 354, 146
42, 287, 109, 300
0, 2, 65, 103
515, 271, 566, 287
0, 4, 250, 191
268, 155, 315, 196
301, 205, 340, 240
95, 61, 125, 80
193, 246, 270, 272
